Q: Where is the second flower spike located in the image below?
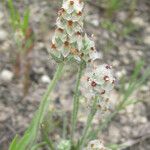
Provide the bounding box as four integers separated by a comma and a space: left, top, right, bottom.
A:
80, 64, 116, 114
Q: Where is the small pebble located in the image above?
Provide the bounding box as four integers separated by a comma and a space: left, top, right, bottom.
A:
91, 19, 99, 27
41, 75, 51, 83
0, 70, 14, 82
132, 17, 147, 27
143, 35, 150, 46
0, 30, 8, 42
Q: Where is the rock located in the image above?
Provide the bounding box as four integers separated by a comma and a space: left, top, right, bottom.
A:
0, 70, 14, 82
112, 60, 120, 67
86, 14, 100, 27
116, 69, 126, 79
91, 19, 99, 27
0, 30, 8, 42
141, 85, 149, 92
122, 57, 130, 64
117, 11, 127, 21
132, 17, 147, 27
0, 11, 4, 25
1, 41, 11, 51
143, 35, 150, 46
0, 105, 14, 121
0, 11, 4, 19
41, 75, 51, 83
145, 26, 150, 33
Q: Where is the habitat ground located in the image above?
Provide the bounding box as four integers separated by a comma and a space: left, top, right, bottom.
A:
0, 0, 150, 150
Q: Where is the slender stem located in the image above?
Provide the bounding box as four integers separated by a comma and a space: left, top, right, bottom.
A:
17, 62, 64, 150
32, 62, 64, 141
79, 96, 98, 149
87, 98, 127, 140
41, 125, 55, 150
71, 62, 84, 141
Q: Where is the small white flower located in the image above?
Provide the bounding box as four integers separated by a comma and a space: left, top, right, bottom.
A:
71, 11, 83, 21
54, 28, 67, 41
74, 0, 84, 12
56, 18, 65, 29
57, 139, 71, 150
87, 139, 107, 150
90, 51, 101, 60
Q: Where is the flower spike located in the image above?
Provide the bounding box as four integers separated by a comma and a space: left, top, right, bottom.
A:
80, 64, 116, 115
49, 0, 100, 63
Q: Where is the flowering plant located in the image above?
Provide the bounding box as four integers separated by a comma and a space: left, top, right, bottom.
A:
9, 0, 116, 150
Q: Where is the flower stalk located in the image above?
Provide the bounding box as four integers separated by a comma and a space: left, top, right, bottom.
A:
33, 62, 64, 134
71, 61, 85, 141
9, 62, 64, 150
78, 96, 98, 149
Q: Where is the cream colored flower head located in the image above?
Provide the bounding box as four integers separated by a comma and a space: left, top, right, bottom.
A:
87, 139, 107, 150
49, 0, 100, 63
80, 64, 116, 113
57, 140, 71, 150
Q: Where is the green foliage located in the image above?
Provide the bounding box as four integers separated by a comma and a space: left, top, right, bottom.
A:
71, 62, 85, 141
106, 0, 123, 16
8, 0, 30, 34
78, 96, 98, 149
8, 135, 19, 150
121, 22, 139, 37
9, 63, 64, 150
119, 60, 149, 109
101, 20, 117, 32
22, 8, 30, 33
8, 0, 149, 149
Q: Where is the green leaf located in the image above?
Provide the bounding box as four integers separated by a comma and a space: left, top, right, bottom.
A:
122, 99, 141, 108
7, 0, 17, 28
8, 0, 21, 29
22, 8, 30, 32
9, 63, 64, 150
8, 135, 19, 150
50, 53, 64, 63
121, 60, 144, 102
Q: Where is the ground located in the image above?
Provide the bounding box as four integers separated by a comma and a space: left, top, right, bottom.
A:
0, 0, 150, 150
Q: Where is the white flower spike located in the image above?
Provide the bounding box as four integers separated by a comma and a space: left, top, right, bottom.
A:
49, 0, 100, 63
80, 64, 116, 114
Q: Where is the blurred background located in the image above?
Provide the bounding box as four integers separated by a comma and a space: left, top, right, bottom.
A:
0, 0, 150, 150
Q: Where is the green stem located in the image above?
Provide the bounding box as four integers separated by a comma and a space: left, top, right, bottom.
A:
35, 62, 64, 127
14, 62, 64, 150
87, 98, 127, 140
79, 96, 98, 149
31, 62, 64, 144
41, 125, 55, 150
71, 62, 84, 141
